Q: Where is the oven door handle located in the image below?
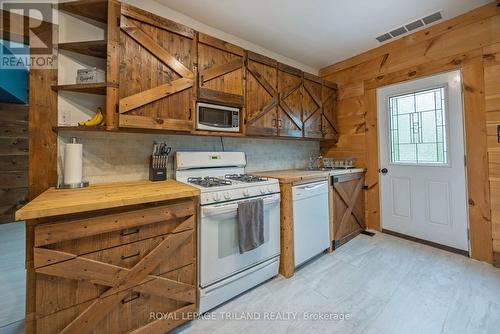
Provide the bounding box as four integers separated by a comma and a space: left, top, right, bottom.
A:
202, 195, 280, 216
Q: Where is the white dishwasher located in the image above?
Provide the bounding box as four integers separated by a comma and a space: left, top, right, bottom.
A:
293, 180, 330, 267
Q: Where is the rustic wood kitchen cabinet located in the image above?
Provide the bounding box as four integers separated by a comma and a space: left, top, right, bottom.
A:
54, 0, 337, 141
197, 33, 245, 107
322, 80, 339, 141
16, 180, 199, 334
277, 63, 303, 138
332, 172, 366, 248
302, 73, 324, 139
117, 5, 197, 131
245, 51, 280, 136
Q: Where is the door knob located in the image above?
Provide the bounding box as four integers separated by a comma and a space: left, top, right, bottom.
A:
380, 168, 388, 174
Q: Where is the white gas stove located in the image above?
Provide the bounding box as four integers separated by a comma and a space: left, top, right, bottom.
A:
175, 151, 280, 205
175, 151, 281, 313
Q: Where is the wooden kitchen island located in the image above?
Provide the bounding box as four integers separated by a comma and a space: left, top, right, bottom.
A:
15, 180, 200, 334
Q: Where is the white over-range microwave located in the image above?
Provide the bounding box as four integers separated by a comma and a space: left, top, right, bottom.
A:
196, 102, 240, 132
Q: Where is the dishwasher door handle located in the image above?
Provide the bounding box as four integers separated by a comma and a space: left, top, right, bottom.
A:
295, 183, 326, 191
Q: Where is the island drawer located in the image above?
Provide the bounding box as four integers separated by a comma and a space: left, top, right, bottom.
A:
35, 264, 197, 334
34, 198, 195, 251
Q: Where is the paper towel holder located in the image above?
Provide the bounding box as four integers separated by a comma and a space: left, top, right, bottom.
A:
57, 137, 90, 190
56, 181, 89, 189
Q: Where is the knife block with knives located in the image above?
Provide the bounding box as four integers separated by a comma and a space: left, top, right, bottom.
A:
149, 142, 171, 181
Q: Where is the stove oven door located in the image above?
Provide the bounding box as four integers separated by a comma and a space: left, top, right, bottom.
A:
200, 193, 280, 288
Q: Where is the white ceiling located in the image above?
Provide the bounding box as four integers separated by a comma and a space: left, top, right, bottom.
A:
157, 0, 490, 71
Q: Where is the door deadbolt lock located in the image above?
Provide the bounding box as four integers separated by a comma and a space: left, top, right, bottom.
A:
379, 168, 388, 174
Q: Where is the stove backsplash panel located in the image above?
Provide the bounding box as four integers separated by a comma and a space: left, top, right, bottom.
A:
58, 132, 319, 184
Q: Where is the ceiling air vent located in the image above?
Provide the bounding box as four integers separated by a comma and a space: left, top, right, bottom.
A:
405, 20, 424, 31
422, 11, 443, 24
376, 33, 392, 43
376, 10, 443, 43
389, 27, 407, 38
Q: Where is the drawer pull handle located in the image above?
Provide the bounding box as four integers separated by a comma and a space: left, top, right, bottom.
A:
121, 251, 141, 260
121, 292, 140, 304
120, 228, 140, 236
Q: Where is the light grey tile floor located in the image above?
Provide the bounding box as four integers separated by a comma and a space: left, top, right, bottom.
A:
172, 232, 500, 334
0, 222, 25, 329
1, 232, 499, 334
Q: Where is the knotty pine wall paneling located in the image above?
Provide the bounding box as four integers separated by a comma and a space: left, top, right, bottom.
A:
319, 1, 500, 264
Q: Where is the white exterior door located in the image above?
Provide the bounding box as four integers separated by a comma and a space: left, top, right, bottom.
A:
377, 70, 469, 251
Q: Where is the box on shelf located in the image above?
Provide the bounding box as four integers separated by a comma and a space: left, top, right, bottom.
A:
76, 67, 105, 84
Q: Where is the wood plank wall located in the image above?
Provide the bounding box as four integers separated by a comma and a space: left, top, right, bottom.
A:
0, 103, 28, 224
319, 1, 500, 265
0, 9, 57, 202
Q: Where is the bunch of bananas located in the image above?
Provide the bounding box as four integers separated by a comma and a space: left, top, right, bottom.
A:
79, 107, 105, 126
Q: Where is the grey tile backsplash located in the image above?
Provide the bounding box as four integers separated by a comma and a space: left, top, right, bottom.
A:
58, 132, 319, 184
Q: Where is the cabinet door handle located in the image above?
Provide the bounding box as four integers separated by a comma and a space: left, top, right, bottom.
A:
121, 250, 141, 260
121, 292, 140, 304
272, 119, 276, 127
278, 119, 282, 128
120, 228, 140, 236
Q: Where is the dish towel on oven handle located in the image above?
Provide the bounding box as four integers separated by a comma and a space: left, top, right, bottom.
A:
237, 198, 264, 254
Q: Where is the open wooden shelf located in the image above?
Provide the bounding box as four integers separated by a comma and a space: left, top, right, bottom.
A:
53, 126, 321, 141
58, 40, 107, 58
58, 0, 108, 24
51, 83, 114, 95
53, 126, 107, 132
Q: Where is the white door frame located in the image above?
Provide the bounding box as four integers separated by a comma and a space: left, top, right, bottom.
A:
376, 70, 470, 252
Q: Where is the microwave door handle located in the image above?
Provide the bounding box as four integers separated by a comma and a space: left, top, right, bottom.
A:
199, 121, 232, 128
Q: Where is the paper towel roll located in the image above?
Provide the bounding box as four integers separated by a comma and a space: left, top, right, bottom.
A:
63, 141, 83, 185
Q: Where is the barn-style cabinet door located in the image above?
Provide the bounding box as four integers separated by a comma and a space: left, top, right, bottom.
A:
117, 4, 196, 131
332, 172, 366, 248
245, 51, 279, 136
322, 80, 339, 141
277, 63, 303, 138
197, 33, 245, 108
302, 73, 323, 139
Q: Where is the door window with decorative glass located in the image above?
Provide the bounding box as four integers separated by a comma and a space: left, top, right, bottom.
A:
388, 86, 448, 165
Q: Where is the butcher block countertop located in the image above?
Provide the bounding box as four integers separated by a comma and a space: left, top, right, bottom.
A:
251, 169, 331, 184
15, 180, 200, 221
252, 168, 366, 184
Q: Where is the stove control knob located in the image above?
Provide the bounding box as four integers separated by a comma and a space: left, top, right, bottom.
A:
224, 192, 231, 200
267, 186, 273, 193
243, 189, 250, 197
260, 187, 266, 194
212, 193, 221, 202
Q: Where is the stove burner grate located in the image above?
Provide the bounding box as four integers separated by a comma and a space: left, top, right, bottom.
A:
187, 177, 232, 188
225, 174, 269, 183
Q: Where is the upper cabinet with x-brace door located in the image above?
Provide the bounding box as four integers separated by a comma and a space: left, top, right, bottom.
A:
245, 51, 279, 136
118, 5, 196, 131
197, 33, 245, 108
322, 80, 339, 141
303, 73, 324, 139
277, 63, 303, 138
